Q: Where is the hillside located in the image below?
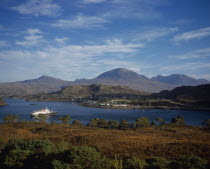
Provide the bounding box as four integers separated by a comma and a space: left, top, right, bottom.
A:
25, 84, 148, 101
0, 76, 72, 97
71, 68, 175, 93
1, 68, 210, 98
151, 74, 209, 86
0, 98, 5, 106
151, 84, 210, 108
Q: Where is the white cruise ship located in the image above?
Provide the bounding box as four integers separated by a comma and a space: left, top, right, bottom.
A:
31, 107, 56, 116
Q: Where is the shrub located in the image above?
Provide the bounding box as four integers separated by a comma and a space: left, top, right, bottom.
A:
72, 120, 83, 126
3, 114, 19, 123
147, 157, 170, 169
58, 115, 71, 124
52, 160, 70, 169
0, 139, 55, 168
64, 146, 111, 169
37, 114, 48, 123
119, 120, 130, 130
135, 117, 150, 127
108, 120, 119, 129
155, 117, 165, 125
171, 116, 185, 125
88, 118, 99, 127
170, 155, 208, 169
125, 157, 148, 169
202, 119, 210, 127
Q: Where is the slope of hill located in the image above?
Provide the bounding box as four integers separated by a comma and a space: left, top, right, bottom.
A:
71, 68, 175, 93
0, 76, 72, 97
153, 84, 210, 100
151, 74, 209, 86
0, 98, 5, 106
25, 84, 147, 101
1, 68, 209, 98
151, 84, 210, 108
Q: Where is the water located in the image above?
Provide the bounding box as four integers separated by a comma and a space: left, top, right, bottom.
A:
0, 99, 210, 126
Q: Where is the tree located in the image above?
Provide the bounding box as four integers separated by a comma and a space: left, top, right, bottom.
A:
135, 117, 150, 127
155, 117, 165, 125
65, 146, 111, 169
108, 120, 119, 129
119, 120, 130, 129
58, 115, 71, 124
170, 155, 208, 169
72, 120, 83, 126
0, 139, 55, 168
202, 119, 210, 127
97, 119, 108, 128
148, 157, 170, 169
3, 114, 19, 123
151, 121, 157, 126
88, 118, 99, 127
171, 116, 185, 125
125, 157, 148, 169
37, 114, 48, 123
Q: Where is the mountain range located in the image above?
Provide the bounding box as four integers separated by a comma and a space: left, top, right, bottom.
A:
0, 68, 209, 97
25, 84, 147, 101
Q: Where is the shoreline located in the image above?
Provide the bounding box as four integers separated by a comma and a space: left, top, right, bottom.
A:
3, 98, 210, 112
80, 103, 210, 112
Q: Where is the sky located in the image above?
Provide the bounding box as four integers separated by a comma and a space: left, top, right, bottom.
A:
0, 0, 210, 82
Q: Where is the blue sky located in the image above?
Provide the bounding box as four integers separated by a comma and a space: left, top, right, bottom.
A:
0, 0, 210, 82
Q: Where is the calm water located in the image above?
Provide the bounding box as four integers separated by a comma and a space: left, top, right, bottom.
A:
0, 99, 210, 126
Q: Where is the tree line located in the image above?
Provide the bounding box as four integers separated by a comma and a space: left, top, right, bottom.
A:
0, 138, 208, 169
3, 113, 210, 128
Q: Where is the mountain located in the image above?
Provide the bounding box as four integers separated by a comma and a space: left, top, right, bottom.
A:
2, 68, 209, 98
152, 84, 210, 101
25, 84, 147, 101
0, 76, 72, 97
70, 68, 175, 93
151, 74, 209, 86
0, 98, 5, 106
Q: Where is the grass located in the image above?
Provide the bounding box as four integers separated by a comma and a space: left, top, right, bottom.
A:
0, 122, 209, 162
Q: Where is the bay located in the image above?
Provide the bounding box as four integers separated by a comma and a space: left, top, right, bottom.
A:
0, 99, 209, 126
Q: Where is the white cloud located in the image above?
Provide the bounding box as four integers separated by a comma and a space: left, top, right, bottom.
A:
173, 27, 210, 42
26, 28, 42, 35
11, 0, 61, 17
169, 47, 210, 60
0, 39, 144, 80
161, 62, 210, 72
102, 0, 163, 20
133, 27, 179, 42
83, 0, 106, 3
16, 28, 47, 47
52, 14, 108, 29
0, 40, 8, 47
55, 37, 69, 44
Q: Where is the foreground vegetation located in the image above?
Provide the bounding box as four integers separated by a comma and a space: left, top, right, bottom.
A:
0, 114, 210, 168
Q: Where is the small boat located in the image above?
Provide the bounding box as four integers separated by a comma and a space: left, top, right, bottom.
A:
31, 107, 57, 116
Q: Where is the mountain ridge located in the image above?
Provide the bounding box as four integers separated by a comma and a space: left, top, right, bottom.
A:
151, 74, 209, 86
0, 68, 209, 97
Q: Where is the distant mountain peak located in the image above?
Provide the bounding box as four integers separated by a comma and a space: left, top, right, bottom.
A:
151, 74, 209, 86
96, 68, 142, 79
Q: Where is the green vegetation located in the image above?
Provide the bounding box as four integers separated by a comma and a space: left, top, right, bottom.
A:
3, 114, 19, 123
72, 120, 83, 126
0, 98, 5, 106
0, 138, 208, 169
135, 117, 150, 128
58, 115, 71, 124
37, 114, 48, 123
0, 114, 209, 168
171, 116, 185, 125
202, 119, 210, 127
